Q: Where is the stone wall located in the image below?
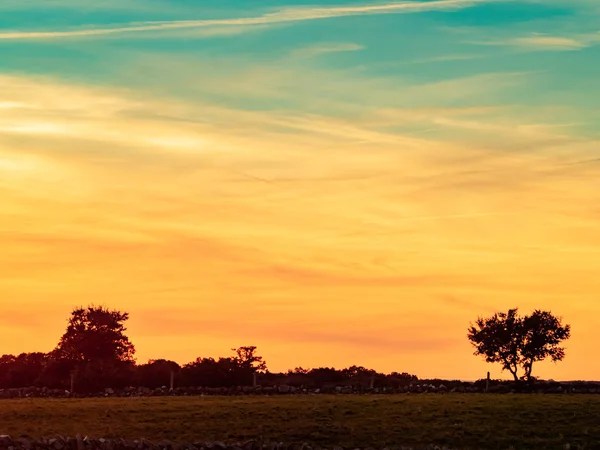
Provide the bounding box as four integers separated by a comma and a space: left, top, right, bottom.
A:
0, 436, 457, 450
0, 380, 599, 398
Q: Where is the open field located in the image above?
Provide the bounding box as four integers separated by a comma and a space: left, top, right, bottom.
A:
0, 395, 598, 449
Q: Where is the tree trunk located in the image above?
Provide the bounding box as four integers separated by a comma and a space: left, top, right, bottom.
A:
509, 367, 519, 382
503, 358, 519, 382
525, 361, 534, 384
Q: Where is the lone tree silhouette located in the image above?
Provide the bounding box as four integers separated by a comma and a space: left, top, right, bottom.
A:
467, 308, 570, 382
53, 305, 135, 368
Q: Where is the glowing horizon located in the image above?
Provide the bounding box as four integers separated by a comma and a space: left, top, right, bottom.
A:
1, 0, 599, 381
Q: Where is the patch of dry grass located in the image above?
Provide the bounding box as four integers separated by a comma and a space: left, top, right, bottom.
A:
0, 395, 598, 449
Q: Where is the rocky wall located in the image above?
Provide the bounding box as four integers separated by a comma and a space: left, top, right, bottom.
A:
0, 436, 459, 450
0, 381, 599, 399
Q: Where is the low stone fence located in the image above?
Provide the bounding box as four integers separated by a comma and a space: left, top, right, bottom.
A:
0, 436, 457, 450
0, 381, 599, 399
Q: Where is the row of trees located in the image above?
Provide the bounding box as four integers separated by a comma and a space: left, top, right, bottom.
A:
0, 306, 417, 392
0, 351, 265, 392
0, 305, 571, 392
0, 351, 418, 393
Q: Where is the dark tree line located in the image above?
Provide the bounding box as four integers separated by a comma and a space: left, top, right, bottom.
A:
0, 306, 417, 393
0, 305, 570, 392
0, 354, 419, 393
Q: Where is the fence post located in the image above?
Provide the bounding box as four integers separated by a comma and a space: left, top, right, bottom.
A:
485, 371, 490, 393
369, 375, 375, 390
70, 371, 75, 397
169, 370, 175, 391
253, 372, 258, 387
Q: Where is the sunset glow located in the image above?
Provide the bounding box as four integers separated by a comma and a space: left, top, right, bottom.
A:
1, 0, 599, 380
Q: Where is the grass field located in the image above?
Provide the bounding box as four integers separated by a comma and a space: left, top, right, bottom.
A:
0, 395, 598, 449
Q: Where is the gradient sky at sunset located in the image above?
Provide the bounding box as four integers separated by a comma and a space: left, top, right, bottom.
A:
1, 0, 599, 380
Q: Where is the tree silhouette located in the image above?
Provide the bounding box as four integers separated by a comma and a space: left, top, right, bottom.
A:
53, 306, 135, 374
0, 305, 425, 391
468, 308, 570, 382
232, 346, 267, 372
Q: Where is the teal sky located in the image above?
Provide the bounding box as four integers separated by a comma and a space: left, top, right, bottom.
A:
2, 1, 599, 116
3, 0, 600, 148
1, 1, 600, 378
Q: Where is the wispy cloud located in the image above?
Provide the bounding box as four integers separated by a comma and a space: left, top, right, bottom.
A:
2, 0, 600, 378
0, 0, 487, 40
406, 53, 486, 64
474, 32, 600, 51
513, 35, 589, 50
2, 65, 599, 377
290, 43, 365, 58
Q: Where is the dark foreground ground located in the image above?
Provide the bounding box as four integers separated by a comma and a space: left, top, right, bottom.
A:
0, 395, 598, 449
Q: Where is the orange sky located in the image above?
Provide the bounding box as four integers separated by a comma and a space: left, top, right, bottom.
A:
1, 0, 600, 381
1, 73, 598, 380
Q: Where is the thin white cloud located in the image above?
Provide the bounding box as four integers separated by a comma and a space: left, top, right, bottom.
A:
0, 101, 27, 109
290, 43, 365, 58
0, 0, 486, 40
405, 53, 486, 64
474, 32, 600, 52
511, 35, 589, 51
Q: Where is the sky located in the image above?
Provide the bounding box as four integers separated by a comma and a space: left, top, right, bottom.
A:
1, 0, 599, 381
